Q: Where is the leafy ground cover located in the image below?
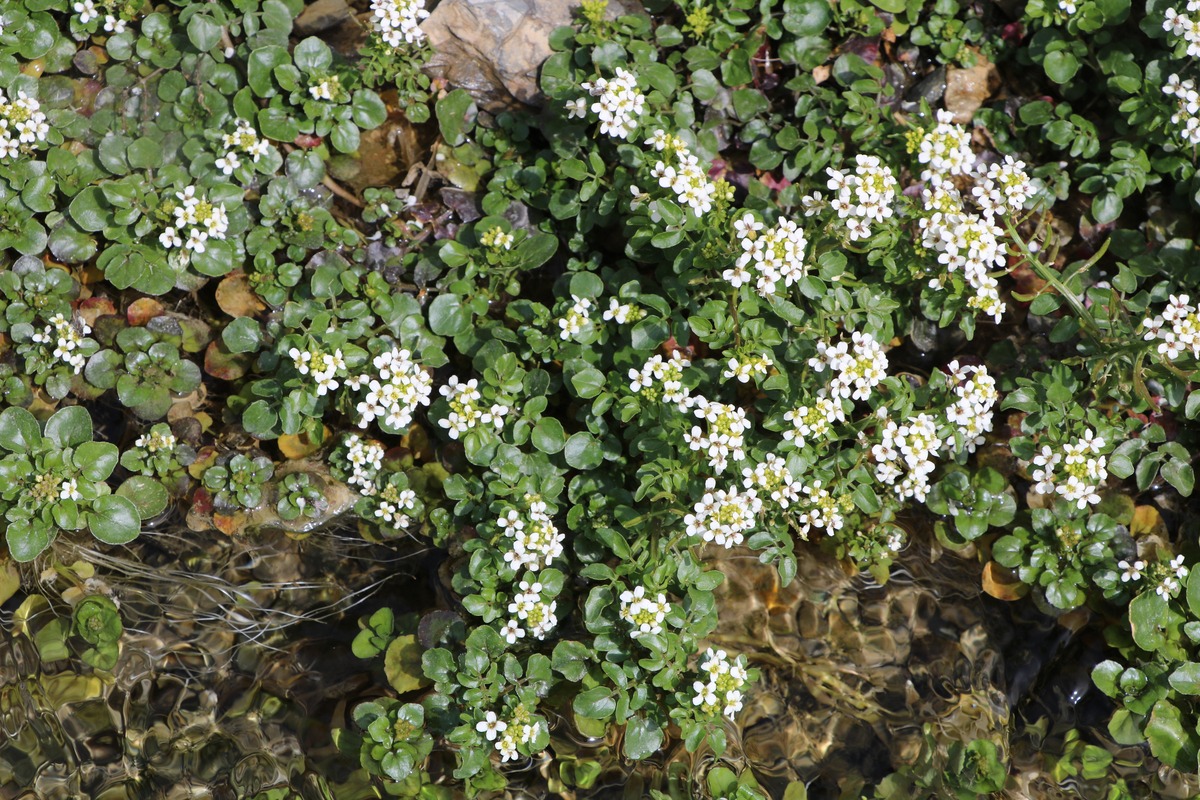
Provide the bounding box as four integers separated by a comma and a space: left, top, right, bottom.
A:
2, 0, 1200, 797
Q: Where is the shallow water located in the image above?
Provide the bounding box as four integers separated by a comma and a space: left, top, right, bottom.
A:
1, 512, 1191, 799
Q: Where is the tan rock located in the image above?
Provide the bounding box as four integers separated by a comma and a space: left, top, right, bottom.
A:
943, 48, 1000, 124
424, 0, 642, 111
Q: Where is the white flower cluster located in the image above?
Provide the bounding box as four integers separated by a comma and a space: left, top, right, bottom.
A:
0, 90, 49, 161
971, 156, 1034, 220
571, 68, 645, 140
691, 648, 747, 720
603, 297, 644, 325
497, 496, 564, 572
373, 484, 417, 529
1164, 74, 1200, 146
1165, 3, 1200, 55
160, 186, 230, 254
742, 454, 802, 509
31, 313, 91, 374
916, 109, 974, 181
436, 376, 509, 439
944, 360, 998, 454
629, 351, 692, 408
873, 413, 943, 502
1142, 294, 1200, 360
480, 226, 514, 251
822, 154, 898, 240
724, 212, 808, 297
289, 344, 347, 396
685, 397, 749, 474
506, 579, 558, 641
919, 184, 1006, 323
369, 0, 429, 47
646, 129, 717, 216
341, 434, 386, 494
808, 331, 889, 402
558, 295, 592, 340
215, 119, 272, 176
797, 480, 848, 537
475, 710, 542, 763
1119, 558, 1145, 583
1058, 0, 1077, 14
619, 585, 671, 638
1157, 555, 1190, 599
1031, 429, 1108, 510
783, 395, 845, 448
310, 75, 342, 102
72, 0, 126, 32
722, 353, 773, 384
684, 477, 761, 548
351, 346, 434, 431
134, 427, 176, 452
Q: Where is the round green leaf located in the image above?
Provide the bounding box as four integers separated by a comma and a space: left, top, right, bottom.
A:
1044, 50, 1081, 84
564, 432, 604, 470
5, 519, 51, 562
0, 407, 42, 453
75, 441, 119, 481
88, 494, 141, 545
293, 36, 332, 74
116, 476, 169, 519
44, 406, 93, 449
531, 418, 566, 454
428, 293, 470, 336
222, 317, 263, 354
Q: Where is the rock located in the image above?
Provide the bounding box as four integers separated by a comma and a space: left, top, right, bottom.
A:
294, 0, 352, 36
423, 0, 642, 112
943, 48, 999, 124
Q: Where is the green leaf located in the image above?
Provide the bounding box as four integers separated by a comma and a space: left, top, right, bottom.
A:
293, 36, 333, 74
564, 432, 603, 470
552, 640, 591, 682
531, 417, 566, 454
1091, 660, 1123, 697
622, 715, 663, 760
186, 14, 222, 52
428, 293, 470, 336
116, 476, 169, 519
74, 442, 119, 482
1092, 191, 1123, 224
0, 407, 42, 453
384, 633, 432, 694
222, 317, 263, 354
68, 186, 112, 233
1044, 50, 1081, 84
569, 366, 606, 399
88, 494, 141, 545
43, 405, 92, 449
1170, 663, 1200, 695
1162, 458, 1195, 497
351, 89, 388, 130
6, 520, 51, 562
436, 89, 477, 147
573, 687, 616, 720
1146, 700, 1199, 771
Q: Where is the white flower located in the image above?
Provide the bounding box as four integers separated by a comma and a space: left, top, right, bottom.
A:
1119, 559, 1145, 583
578, 68, 645, 140
557, 295, 593, 341
475, 711, 507, 742
369, 0, 429, 47
74, 0, 98, 24
619, 585, 671, 638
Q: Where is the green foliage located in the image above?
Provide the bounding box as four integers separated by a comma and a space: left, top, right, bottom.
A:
202, 453, 274, 511
71, 594, 122, 670
0, 405, 140, 561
